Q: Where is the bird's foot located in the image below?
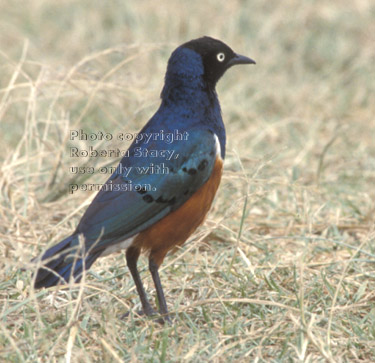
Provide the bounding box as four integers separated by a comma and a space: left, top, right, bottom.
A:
120, 307, 171, 325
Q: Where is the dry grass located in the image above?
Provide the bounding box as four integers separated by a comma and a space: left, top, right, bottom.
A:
1, 0, 375, 361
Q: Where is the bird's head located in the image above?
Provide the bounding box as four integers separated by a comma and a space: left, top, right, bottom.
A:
165, 36, 256, 89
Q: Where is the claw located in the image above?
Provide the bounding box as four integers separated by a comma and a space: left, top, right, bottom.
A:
120, 308, 172, 324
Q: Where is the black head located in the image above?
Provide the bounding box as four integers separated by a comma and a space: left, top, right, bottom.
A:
181, 36, 255, 87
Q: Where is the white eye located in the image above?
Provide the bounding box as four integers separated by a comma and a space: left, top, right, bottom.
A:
217, 52, 225, 62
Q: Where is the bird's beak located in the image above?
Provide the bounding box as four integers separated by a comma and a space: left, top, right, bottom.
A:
228, 53, 256, 67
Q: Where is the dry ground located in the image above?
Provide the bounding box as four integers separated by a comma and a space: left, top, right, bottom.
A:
1, 0, 375, 361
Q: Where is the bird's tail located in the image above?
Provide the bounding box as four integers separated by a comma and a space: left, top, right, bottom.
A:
33, 234, 101, 289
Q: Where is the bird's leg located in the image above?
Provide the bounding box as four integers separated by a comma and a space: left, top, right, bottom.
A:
149, 257, 171, 323
126, 246, 156, 317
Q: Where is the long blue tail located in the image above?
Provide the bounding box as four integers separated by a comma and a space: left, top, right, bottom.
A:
33, 234, 101, 289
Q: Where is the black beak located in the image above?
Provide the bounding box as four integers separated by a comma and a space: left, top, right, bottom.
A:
228, 53, 256, 67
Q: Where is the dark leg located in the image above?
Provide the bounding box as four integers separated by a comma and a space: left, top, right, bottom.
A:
126, 246, 156, 317
149, 257, 171, 323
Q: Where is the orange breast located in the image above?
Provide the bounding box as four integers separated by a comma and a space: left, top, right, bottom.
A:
133, 156, 223, 266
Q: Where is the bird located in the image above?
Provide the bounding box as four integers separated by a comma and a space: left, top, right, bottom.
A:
32, 36, 255, 323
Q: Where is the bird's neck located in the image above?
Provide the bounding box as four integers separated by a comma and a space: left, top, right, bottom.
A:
161, 73, 217, 107
160, 74, 226, 159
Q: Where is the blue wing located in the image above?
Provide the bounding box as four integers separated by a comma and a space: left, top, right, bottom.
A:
34, 119, 221, 288
74, 127, 219, 252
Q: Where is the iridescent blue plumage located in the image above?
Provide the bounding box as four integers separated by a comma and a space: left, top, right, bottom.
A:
33, 36, 255, 322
